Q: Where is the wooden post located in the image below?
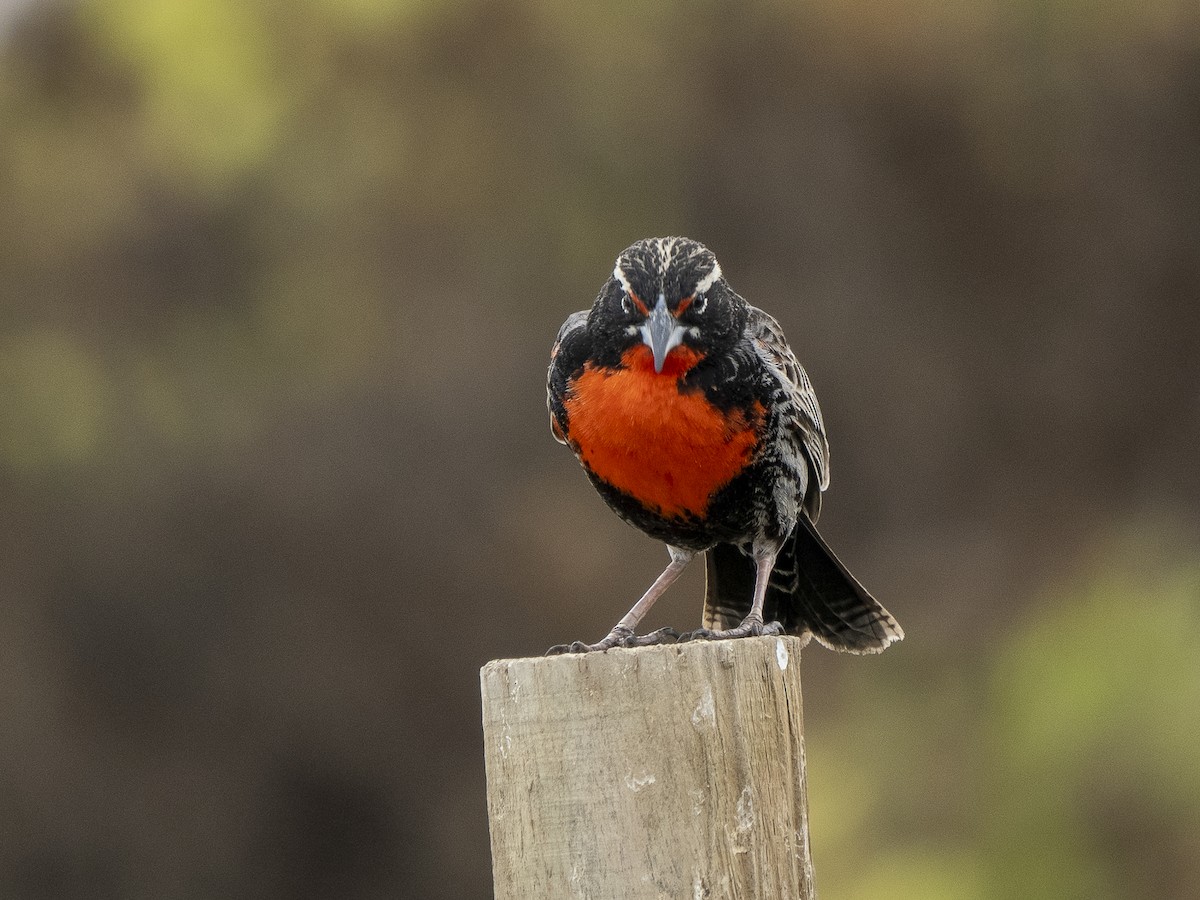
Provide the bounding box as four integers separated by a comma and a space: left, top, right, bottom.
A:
480, 636, 816, 900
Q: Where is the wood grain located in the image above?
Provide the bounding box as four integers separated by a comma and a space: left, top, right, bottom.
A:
481, 636, 815, 899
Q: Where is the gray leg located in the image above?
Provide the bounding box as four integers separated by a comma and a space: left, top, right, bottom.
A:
680, 546, 785, 642
548, 546, 694, 654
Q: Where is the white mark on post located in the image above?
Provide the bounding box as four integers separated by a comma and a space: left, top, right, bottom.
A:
508, 672, 520, 702
727, 786, 755, 853
624, 772, 657, 793
691, 685, 716, 729
794, 830, 810, 863
498, 728, 511, 759
736, 787, 754, 831
776, 637, 789, 671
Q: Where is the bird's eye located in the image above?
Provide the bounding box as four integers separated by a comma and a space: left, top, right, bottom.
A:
692, 294, 708, 315
621, 294, 636, 316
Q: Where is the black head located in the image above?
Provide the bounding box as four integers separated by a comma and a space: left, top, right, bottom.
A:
589, 237, 746, 372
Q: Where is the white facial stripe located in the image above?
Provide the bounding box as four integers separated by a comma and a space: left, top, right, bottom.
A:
613, 264, 633, 294
694, 260, 722, 295
656, 237, 672, 267
664, 325, 686, 355
615, 240, 721, 306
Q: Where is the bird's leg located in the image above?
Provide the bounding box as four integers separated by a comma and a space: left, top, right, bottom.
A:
681, 546, 785, 642
547, 547, 694, 654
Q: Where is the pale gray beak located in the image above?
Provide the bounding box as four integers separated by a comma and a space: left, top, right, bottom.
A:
639, 295, 686, 373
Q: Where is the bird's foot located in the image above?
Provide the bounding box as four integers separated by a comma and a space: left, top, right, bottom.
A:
546, 625, 679, 655
679, 616, 784, 643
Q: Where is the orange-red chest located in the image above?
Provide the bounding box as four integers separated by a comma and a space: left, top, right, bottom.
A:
564, 346, 763, 519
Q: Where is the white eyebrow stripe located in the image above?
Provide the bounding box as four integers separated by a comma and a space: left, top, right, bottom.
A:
613, 264, 633, 294
694, 261, 722, 294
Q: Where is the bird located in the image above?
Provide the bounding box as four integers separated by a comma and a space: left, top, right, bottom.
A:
546, 237, 902, 655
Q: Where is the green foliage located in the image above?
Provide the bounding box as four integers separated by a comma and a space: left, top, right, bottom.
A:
1, 1, 1198, 896
80, 0, 288, 187
0, 328, 111, 471
810, 536, 1200, 900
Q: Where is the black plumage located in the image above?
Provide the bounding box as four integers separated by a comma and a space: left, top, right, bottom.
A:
547, 237, 902, 654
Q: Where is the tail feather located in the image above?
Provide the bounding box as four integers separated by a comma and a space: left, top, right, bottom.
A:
702, 517, 903, 654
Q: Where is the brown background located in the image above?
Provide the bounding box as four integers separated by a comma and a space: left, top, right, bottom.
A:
2, 1, 1198, 897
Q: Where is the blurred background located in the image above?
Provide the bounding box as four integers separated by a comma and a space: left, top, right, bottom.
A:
2, 0, 1198, 897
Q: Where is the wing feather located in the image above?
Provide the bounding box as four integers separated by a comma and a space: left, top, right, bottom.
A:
547, 310, 590, 445
745, 306, 830, 517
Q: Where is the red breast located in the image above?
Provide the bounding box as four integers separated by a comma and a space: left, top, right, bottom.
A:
565, 345, 763, 519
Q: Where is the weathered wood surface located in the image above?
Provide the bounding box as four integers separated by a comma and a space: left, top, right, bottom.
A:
481, 636, 815, 900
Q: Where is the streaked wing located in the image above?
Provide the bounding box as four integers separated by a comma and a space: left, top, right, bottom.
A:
746, 305, 830, 516
547, 310, 589, 445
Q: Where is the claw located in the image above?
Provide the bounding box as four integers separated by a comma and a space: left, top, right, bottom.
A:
545, 625, 679, 655
629, 626, 680, 646
679, 617, 784, 643
545, 641, 591, 655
